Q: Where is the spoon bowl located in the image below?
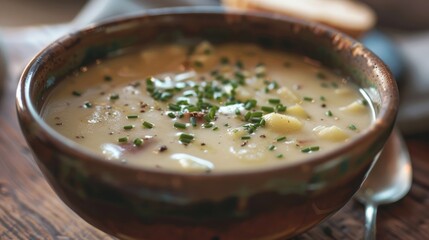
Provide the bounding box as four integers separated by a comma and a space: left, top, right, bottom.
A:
356, 128, 412, 239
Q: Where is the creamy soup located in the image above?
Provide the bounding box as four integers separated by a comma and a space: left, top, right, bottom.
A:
42, 42, 374, 173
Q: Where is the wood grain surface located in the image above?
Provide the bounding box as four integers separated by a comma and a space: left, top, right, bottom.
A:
1, 63, 429, 240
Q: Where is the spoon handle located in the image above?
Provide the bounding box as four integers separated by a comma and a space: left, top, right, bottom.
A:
364, 203, 378, 240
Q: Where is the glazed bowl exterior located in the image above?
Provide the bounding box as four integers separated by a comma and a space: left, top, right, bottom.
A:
16, 7, 398, 240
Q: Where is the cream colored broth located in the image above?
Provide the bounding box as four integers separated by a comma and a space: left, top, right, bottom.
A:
42, 42, 373, 173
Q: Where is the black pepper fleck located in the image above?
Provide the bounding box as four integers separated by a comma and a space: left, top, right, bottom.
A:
159, 145, 168, 152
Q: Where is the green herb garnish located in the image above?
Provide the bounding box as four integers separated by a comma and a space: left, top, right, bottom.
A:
276, 136, 286, 142
142, 121, 154, 129
261, 106, 274, 113
303, 96, 313, 102
179, 133, 194, 144
174, 122, 187, 129
301, 146, 320, 153
110, 94, 119, 100
83, 102, 92, 108
268, 98, 281, 104
348, 124, 357, 131
123, 125, 134, 130
133, 138, 144, 146
241, 135, 251, 140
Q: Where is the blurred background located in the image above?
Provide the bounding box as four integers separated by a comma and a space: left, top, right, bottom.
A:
1, 0, 429, 29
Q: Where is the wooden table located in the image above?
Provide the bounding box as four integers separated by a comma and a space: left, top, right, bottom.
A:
0, 61, 428, 240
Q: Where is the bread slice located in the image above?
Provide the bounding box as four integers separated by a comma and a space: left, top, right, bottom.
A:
222, 0, 376, 38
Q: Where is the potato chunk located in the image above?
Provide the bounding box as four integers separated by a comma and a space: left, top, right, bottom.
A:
263, 113, 303, 133
339, 100, 367, 114
227, 127, 248, 140
287, 104, 310, 119
277, 86, 300, 103
314, 125, 349, 142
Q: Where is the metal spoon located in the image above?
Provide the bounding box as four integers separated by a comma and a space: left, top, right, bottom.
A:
355, 128, 412, 240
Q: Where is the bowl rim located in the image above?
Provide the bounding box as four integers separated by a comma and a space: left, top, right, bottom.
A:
16, 6, 399, 179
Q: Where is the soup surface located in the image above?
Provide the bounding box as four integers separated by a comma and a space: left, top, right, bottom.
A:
42, 42, 373, 173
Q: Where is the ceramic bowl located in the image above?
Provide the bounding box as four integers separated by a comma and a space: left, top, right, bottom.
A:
16, 7, 398, 240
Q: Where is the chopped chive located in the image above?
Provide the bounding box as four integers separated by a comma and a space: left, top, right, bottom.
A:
110, 94, 119, 100
361, 99, 369, 106
146, 77, 155, 93
276, 154, 284, 158
348, 124, 357, 131
244, 111, 251, 121
251, 112, 263, 118
250, 117, 262, 123
325, 110, 333, 117
142, 121, 154, 129
202, 122, 213, 128
187, 105, 200, 112
123, 125, 134, 130
167, 112, 176, 118
168, 103, 181, 111
208, 107, 217, 120
320, 96, 326, 101
321, 82, 329, 88
244, 99, 257, 110
213, 126, 219, 131
259, 118, 266, 126
190, 117, 197, 127
160, 92, 173, 101
127, 115, 138, 119
276, 104, 287, 113
276, 136, 286, 142
261, 106, 274, 113
83, 102, 92, 108
72, 91, 82, 96
301, 146, 320, 153
268, 98, 281, 104
179, 133, 194, 144
118, 137, 128, 143
268, 145, 276, 151
133, 138, 144, 146
331, 82, 339, 88
236, 60, 244, 69
235, 108, 241, 116
174, 122, 187, 129
241, 135, 251, 140
203, 48, 212, 55
303, 96, 313, 102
